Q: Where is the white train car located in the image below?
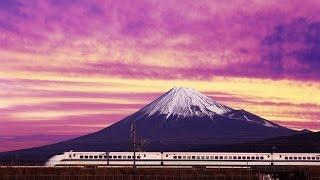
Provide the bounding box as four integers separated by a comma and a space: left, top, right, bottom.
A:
108, 152, 162, 166
45, 152, 161, 167
162, 152, 271, 166
272, 153, 320, 166
45, 152, 320, 167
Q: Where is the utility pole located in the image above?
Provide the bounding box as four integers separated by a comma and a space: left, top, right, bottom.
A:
271, 146, 277, 167
131, 119, 136, 169
272, 146, 276, 154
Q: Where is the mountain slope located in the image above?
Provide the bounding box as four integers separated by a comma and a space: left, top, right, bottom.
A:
139, 87, 233, 118
189, 131, 320, 153
224, 109, 282, 128
0, 87, 299, 163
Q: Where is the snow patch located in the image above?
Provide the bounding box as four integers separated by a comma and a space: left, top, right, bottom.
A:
263, 121, 277, 128
243, 115, 253, 122
140, 87, 233, 118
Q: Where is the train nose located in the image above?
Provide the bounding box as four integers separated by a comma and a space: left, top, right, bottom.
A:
45, 155, 61, 167
45, 161, 54, 167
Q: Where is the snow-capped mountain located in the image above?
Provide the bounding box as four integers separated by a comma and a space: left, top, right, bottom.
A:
123, 87, 284, 130
0, 87, 299, 162
113, 87, 295, 144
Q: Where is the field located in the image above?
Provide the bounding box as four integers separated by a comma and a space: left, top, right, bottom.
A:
0, 166, 320, 180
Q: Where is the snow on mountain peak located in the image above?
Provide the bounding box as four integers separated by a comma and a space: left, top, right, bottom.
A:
140, 87, 233, 118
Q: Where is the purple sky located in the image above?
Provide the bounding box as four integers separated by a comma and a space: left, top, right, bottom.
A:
0, 0, 320, 152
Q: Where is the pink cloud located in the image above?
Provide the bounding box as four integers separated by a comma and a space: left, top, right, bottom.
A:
1, 0, 320, 80
1, 0, 320, 151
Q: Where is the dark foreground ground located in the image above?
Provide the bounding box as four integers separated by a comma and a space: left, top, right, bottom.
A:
0, 166, 320, 180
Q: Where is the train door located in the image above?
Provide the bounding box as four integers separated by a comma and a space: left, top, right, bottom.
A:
161, 152, 163, 166
107, 152, 110, 166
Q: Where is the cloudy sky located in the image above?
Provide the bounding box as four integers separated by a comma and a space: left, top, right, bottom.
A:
0, 0, 320, 152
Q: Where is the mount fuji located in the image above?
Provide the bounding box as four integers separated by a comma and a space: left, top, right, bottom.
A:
0, 87, 299, 162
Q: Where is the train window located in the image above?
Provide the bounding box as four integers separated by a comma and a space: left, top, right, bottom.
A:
192, 156, 195, 159
69, 155, 72, 158
89, 156, 93, 159
238, 156, 241, 159
99, 156, 102, 159
210, 156, 214, 159
206, 156, 209, 159
285, 157, 288, 160
224, 156, 228, 160
251, 157, 255, 160
247, 156, 250, 160
298, 157, 301, 160
312, 157, 315, 160
279, 155, 281, 158
183, 156, 186, 159
104, 156, 107, 158
307, 157, 311, 160
109, 156, 112, 159
113, 156, 117, 159
303, 157, 306, 160
294, 157, 297, 160
123, 156, 126, 159
196, 156, 200, 159
219, 156, 223, 160
80, 156, 83, 159
166, 155, 169, 157
178, 156, 181, 159
289, 157, 292, 160
85, 156, 88, 159
201, 156, 204, 159
137, 156, 141, 159
260, 157, 264, 160
73, 154, 76, 157
94, 156, 98, 159
233, 156, 237, 160
242, 156, 246, 159
215, 156, 218, 159
187, 156, 191, 159
229, 156, 232, 159
128, 156, 131, 159
118, 156, 122, 159
173, 156, 177, 159
316, 157, 319, 160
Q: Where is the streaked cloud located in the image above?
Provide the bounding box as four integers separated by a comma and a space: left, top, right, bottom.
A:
0, 0, 319, 152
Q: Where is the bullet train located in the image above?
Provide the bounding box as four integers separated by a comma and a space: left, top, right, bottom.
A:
45, 152, 320, 167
